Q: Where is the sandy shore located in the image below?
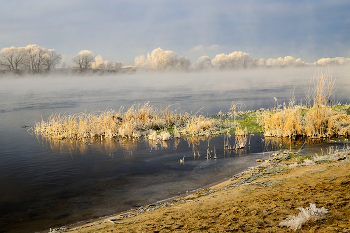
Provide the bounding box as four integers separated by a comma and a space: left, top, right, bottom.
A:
50, 150, 350, 233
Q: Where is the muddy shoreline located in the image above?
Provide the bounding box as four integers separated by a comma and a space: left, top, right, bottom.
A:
44, 151, 276, 233
47, 148, 350, 232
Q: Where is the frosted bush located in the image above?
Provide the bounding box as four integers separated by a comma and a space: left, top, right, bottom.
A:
288, 162, 299, 168
148, 130, 158, 141
303, 159, 315, 166
279, 203, 327, 231
147, 130, 171, 141
313, 145, 349, 162
159, 131, 171, 141
173, 126, 181, 138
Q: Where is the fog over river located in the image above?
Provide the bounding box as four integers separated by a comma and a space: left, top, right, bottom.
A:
0, 67, 349, 232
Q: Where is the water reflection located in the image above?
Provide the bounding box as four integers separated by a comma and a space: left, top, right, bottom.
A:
37, 133, 270, 158
263, 136, 338, 152
2, 67, 350, 233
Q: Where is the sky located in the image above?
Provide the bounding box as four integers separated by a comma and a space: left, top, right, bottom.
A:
0, 0, 349, 65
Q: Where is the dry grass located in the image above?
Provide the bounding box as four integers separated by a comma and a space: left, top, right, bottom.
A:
35, 102, 190, 141
279, 203, 328, 231
259, 100, 303, 137
259, 70, 350, 138
35, 101, 249, 145
183, 115, 220, 136
234, 126, 248, 149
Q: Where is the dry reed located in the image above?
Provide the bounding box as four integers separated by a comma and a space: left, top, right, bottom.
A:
35, 102, 190, 141
183, 115, 220, 136
259, 70, 350, 138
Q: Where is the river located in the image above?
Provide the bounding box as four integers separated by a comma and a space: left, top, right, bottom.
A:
0, 66, 349, 232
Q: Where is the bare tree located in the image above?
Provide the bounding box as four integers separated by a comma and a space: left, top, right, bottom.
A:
104, 60, 112, 70
0, 46, 27, 73
114, 62, 123, 72
91, 55, 104, 70
43, 49, 62, 72
72, 50, 95, 72
25, 44, 48, 73
194, 56, 211, 71
177, 56, 191, 71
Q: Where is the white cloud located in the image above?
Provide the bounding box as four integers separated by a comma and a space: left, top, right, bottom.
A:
189, 45, 204, 52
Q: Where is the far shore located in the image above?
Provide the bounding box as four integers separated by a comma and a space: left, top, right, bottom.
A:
48, 147, 350, 233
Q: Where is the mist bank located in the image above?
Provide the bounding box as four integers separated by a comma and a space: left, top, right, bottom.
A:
1, 45, 350, 76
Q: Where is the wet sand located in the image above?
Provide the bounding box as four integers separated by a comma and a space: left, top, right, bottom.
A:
52, 152, 350, 232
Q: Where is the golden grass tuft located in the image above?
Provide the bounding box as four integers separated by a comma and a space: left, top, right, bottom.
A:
35, 102, 190, 141
259, 100, 303, 137
35, 101, 249, 144
183, 115, 219, 136
259, 70, 350, 138
234, 126, 248, 149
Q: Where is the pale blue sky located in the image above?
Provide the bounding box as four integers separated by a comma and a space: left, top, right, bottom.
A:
0, 0, 349, 64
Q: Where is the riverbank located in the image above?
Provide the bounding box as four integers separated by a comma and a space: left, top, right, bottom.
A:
49, 146, 350, 232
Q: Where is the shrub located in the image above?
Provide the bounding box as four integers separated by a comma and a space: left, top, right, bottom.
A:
279, 203, 328, 231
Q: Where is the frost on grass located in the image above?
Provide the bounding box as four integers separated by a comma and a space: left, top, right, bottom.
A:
148, 130, 171, 141
303, 158, 316, 166
35, 102, 189, 141
258, 71, 350, 138
313, 145, 349, 162
279, 203, 327, 231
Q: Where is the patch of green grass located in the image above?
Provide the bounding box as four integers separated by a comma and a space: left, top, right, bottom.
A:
227, 111, 264, 134
331, 103, 350, 112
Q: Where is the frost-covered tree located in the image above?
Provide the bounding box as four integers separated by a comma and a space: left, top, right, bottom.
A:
150, 48, 169, 70
114, 62, 123, 72
104, 60, 112, 70
25, 44, 49, 73
135, 48, 180, 71
212, 51, 253, 69
193, 56, 212, 71
0, 46, 27, 72
135, 55, 146, 69
72, 50, 95, 72
43, 49, 61, 72
177, 56, 191, 71
266, 56, 305, 67
164, 50, 178, 67
91, 55, 114, 72
91, 55, 104, 70
256, 58, 265, 66
1, 45, 61, 73
314, 57, 350, 66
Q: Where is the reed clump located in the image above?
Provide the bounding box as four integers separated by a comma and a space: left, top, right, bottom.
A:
259, 70, 350, 138
183, 115, 220, 136
35, 102, 190, 141
35, 101, 248, 143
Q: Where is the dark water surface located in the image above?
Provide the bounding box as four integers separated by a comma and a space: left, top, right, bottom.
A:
0, 67, 349, 233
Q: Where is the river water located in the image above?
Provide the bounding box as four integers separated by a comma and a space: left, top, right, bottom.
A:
0, 67, 349, 233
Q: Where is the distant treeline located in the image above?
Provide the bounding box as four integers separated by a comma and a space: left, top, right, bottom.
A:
1, 45, 350, 75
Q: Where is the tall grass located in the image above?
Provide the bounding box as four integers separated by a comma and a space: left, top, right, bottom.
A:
183, 115, 219, 136
259, 70, 350, 138
35, 100, 248, 144
35, 102, 190, 141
